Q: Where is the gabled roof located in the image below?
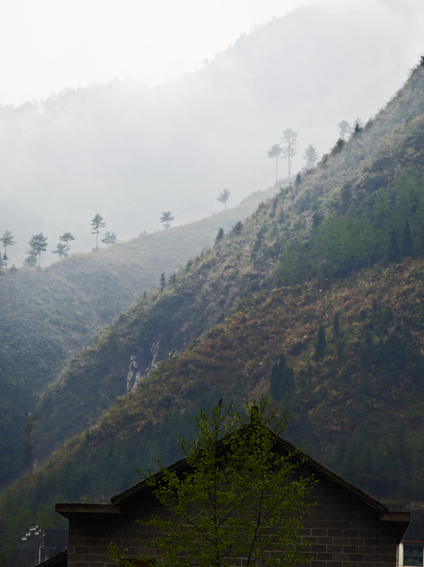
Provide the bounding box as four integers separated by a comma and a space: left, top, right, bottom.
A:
110, 431, 386, 512
56, 429, 409, 531
37, 550, 68, 567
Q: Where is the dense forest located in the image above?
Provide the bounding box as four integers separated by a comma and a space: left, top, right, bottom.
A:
2, 43, 424, 567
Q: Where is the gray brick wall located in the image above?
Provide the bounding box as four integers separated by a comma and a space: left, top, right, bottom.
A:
66, 473, 401, 567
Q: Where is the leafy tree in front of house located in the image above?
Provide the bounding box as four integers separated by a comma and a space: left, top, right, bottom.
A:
58, 232, 75, 257
26, 233, 48, 268
101, 232, 118, 246
160, 212, 174, 229
267, 143, 283, 182
0, 230, 15, 269
110, 396, 315, 567
217, 189, 230, 209
91, 214, 106, 250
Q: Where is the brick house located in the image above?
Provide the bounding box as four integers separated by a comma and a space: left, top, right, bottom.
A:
53, 434, 410, 567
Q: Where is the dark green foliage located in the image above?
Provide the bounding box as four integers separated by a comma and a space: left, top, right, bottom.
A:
315, 324, 326, 360
333, 313, 340, 337
279, 364, 295, 410
337, 339, 345, 363
402, 220, 413, 257
269, 352, 288, 402
331, 138, 345, 155
215, 228, 225, 245
231, 221, 243, 235
270, 363, 282, 401
269, 352, 295, 410
160, 273, 166, 289
387, 229, 401, 263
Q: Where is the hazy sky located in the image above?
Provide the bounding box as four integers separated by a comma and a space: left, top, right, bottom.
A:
0, 0, 322, 105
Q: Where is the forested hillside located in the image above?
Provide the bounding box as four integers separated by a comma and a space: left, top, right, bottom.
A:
28, 58, 424, 466
2, 258, 424, 563
2, 53, 424, 567
0, 186, 273, 494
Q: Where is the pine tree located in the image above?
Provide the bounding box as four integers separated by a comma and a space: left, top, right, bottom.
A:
26, 233, 48, 268
315, 324, 327, 360
269, 352, 287, 402
0, 230, 15, 269
386, 229, 401, 263
270, 363, 282, 401
333, 313, 340, 337
160, 211, 174, 229
267, 143, 283, 182
216, 189, 230, 209
91, 214, 106, 250
302, 144, 319, 170
101, 232, 118, 245
52, 243, 68, 259
59, 232, 75, 257
214, 228, 224, 245
401, 220, 413, 257
279, 364, 295, 409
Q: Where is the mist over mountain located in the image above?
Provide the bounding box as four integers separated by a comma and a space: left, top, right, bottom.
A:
0, 0, 422, 265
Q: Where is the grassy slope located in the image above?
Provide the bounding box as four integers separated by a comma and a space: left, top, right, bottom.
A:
28, 61, 424, 466
0, 186, 275, 493
2, 257, 424, 563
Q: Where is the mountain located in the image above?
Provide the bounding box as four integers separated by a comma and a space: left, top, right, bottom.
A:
0, 0, 422, 263
2, 32, 424, 567
2, 257, 424, 563
27, 57, 424, 467
0, 186, 275, 494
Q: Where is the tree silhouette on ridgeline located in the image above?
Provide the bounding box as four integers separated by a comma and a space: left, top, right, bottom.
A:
91, 214, 106, 250
337, 120, 353, 140
0, 230, 15, 269
52, 243, 68, 259
281, 129, 297, 179
102, 232, 118, 246
25, 233, 48, 268
59, 232, 75, 257
217, 189, 230, 209
302, 144, 319, 171
160, 212, 174, 229
267, 143, 283, 183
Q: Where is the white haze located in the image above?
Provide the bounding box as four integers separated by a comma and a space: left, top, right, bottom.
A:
0, 0, 319, 106
0, 0, 423, 266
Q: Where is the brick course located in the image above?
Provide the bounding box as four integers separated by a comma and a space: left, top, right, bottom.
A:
56, 437, 409, 567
